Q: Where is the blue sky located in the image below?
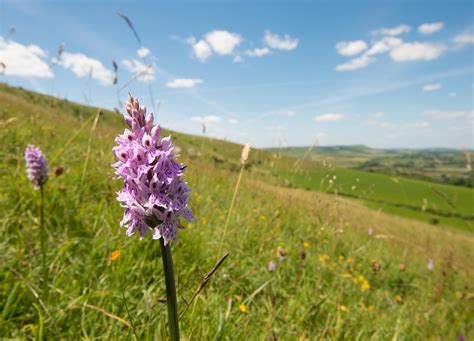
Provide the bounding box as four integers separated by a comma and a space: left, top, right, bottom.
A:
1, 0, 473, 148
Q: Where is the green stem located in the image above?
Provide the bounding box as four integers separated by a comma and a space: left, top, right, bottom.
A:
40, 185, 48, 299
160, 239, 179, 341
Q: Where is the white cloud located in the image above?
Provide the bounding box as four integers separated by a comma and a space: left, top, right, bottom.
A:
315, 113, 345, 122
284, 111, 296, 117
187, 31, 242, 61
205, 30, 242, 55
379, 122, 398, 130
191, 115, 222, 124
373, 112, 385, 118
233, 55, 243, 63
453, 32, 474, 47
228, 118, 239, 124
404, 122, 430, 129
187, 37, 213, 62
61, 52, 114, 85
0, 37, 53, 78
245, 47, 271, 57
122, 59, 155, 83
263, 30, 299, 50
335, 54, 374, 71
265, 124, 286, 131
422, 83, 441, 92
335, 40, 367, 56
418, 22, 444, 35
372, 24, 411, 36
366, 37, 402, 55
166, 78, 203, 88
137, 47, 150, 58
424, 110, 472, 119
390, 42, 446, 61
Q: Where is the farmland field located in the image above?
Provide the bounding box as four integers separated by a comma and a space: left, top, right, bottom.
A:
1, 84, 473, 339
276, 168, 474, 231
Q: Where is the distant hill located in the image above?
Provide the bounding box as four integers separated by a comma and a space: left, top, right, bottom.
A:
268, 145, 473, 187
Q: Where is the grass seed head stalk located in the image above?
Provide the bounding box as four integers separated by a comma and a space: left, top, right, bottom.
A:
217, 143, 251, 258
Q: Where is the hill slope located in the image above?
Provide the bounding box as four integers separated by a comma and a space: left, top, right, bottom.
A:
1, 84, 472, 339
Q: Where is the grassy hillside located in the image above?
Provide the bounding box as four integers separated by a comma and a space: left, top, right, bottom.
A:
1, 84, 473, 339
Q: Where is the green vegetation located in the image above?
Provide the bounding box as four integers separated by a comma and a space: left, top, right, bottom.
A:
278, 168, 474, 232
272, 145, 474, 187
1, 84, 473, 339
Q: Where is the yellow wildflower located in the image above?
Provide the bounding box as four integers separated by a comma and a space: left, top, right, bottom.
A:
358, 275, 365, 283
395, 294, 402, 302
319, 254, 330, 262
361, 280, 370, 292
339, 305, 348, 312
367, 305, 375, 312
239, 304, 247, 313
303, 242, 310, 248
338, 255, 344, 262
109, 250, 121, 262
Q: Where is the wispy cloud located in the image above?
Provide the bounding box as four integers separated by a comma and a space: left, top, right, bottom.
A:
424, 110, 472, 119
335, 54, 374, 72
245, 47, 271, 57
335, 40, 367, 56
372, 24, 411, 36
166, 78, 203, 88
418, 22, 444, 35
422, 83, 441, 92
263, 30, 299, 50
137, 47, 150, 58
315, 113, 345, 122
366, 37, 402, 56
122, 59, 155, 83
61, 52, 114, 85
453, 32, 474, 47
0, 37, 53, 78
190, 115, 222, 124
390, 42, 446, 62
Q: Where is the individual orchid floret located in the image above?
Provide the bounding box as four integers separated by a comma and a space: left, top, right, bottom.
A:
24, 144, 49, 189
112, 94, 193, 244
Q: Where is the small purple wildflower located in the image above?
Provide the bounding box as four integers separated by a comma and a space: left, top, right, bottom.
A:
24, 145, 48, 189
268, 260, 276, 272
427, 258, 434, 271
112, 94, 193, 244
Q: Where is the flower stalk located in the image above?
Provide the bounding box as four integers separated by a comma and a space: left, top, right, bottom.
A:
160, 239, 179, 341
39, 185, 48, 299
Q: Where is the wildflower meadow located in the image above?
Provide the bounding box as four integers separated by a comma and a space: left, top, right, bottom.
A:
1, 85, 472, 339
1, 1, 473, 339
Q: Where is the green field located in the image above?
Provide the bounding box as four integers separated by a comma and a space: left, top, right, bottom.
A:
278, 168, 474, 231
1, 84, 473, 339
272, 146, 474, 187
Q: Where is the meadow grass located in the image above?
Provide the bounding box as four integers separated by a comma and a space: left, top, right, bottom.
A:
0, 84, 473, 339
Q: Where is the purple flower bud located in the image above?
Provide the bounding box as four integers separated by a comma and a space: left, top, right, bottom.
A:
112, 95, 193, 244
24, 144, 48, 189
